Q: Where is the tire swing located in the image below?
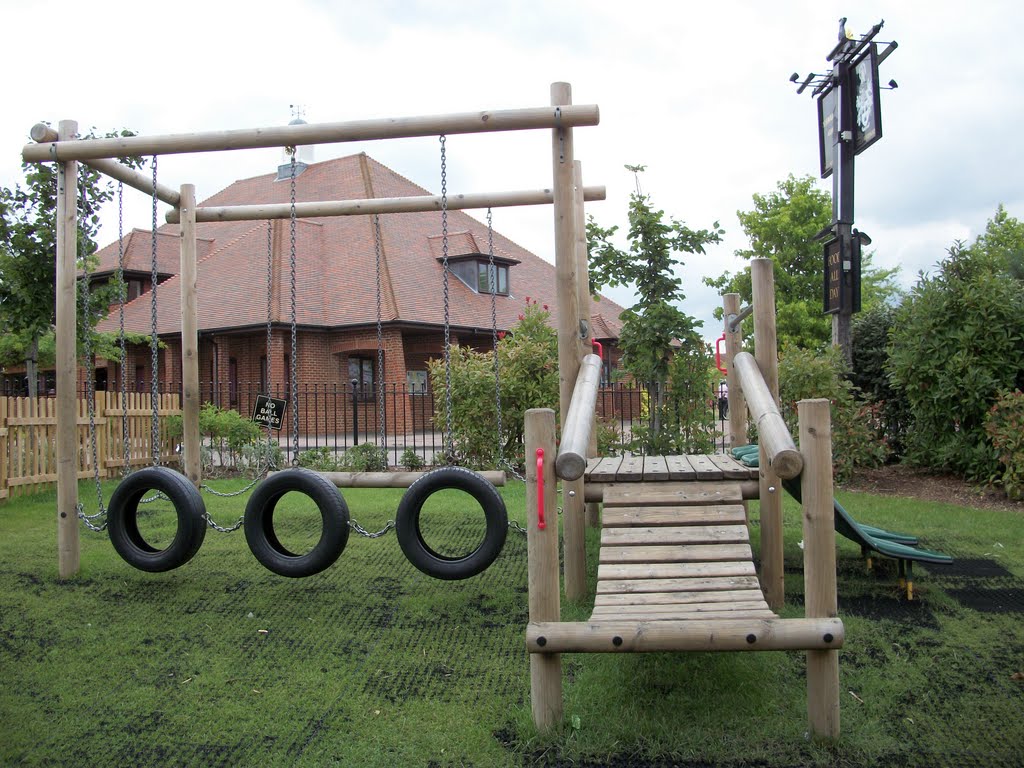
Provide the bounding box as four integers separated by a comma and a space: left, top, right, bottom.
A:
395, 136, 508, 580
243, 154, 350, 577
104, 158, 207, 571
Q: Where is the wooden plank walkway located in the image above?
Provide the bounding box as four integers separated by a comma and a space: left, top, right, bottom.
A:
591, 480, 775, 622
584, 454, 756, 484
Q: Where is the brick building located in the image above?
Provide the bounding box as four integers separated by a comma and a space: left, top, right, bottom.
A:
83, 152, 624, 434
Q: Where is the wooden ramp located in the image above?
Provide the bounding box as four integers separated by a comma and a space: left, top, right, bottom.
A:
526, 481, 843, 653
594, 481, 773, 621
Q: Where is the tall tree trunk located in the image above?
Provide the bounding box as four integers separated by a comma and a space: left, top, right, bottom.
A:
25, 334, 39, 399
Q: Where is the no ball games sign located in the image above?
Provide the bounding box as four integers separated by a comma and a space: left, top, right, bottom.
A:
252, 395, 288, 430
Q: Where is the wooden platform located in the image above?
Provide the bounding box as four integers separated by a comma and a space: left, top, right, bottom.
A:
584, 454, 757, 484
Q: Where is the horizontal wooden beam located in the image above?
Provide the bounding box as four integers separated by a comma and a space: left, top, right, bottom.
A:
525, 617, 844, 653
28, 124, 181, 206
555, 354, 602, 480
269, 470, 506, 488
732, 351, 803, 479
23, 104, 601, 163
165, 186, 607, 224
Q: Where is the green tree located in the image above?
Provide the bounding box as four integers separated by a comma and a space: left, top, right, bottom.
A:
587, 166, 723, 450
888, 217, 1024, 480
973, 203, 1024, 281
703, 174, 900, 350
0, 127, 140, 396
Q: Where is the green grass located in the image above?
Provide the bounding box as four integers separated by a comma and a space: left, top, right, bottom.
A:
1, 476, 1023, 766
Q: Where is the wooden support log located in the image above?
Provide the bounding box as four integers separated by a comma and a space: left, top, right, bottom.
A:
179, 185, 201, 487
28, 125, 181, 206
799, 398, 841, 741
23, 104, 601, 163
555, 354, 602, 480
525, 408, 563, 731
276, 470, 506, 488
165, 186, 607, 223
732, 352, 802, 479
55, 120, 80, 579
526, 617, 845, 654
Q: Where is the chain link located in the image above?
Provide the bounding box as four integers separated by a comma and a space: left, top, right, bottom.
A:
507, 519, 528, 536
79, 213, 106, 523
348, 518, 396, 539
289, 155, 299, 463
149, 156, 160, 466
117, 181, 130, 478
373, 214, 386, 450
439, 135, 454, 463
203, 510, 245, 533
76, 502, 108, 532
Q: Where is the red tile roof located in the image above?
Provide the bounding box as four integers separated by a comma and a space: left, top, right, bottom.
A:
96, 153, 624, 339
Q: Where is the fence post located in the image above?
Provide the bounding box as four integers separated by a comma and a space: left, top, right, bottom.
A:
350, 379, 359, 447
0, 397, 8, 501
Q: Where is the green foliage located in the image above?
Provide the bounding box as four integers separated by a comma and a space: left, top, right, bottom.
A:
0, 127, 141, 395
399, 448, 425, 471
985, 389, 1024, 499
297, 446, 341, 472
777, 345, 887, 482
595, 417, 623, 457
974, 204, 1024, 281
888, 235, 1024, 481
587, 166, 723, 452
428, 300, 558, 469
167, 403, 265, 473
851, 305, 911, 456
341, 443, 388, 471
703, 174, 901, 350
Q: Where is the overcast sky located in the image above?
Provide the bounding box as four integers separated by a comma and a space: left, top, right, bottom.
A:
3, 0, 1022, 342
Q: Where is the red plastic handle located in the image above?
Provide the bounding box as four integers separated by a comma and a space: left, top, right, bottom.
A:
536, 447, 546, 530
715, 333, 727, 374
591, 339, 604, 361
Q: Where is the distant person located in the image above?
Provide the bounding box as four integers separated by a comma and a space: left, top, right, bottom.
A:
718, 381, 729, 420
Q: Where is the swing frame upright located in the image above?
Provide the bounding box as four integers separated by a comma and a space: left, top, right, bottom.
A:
24, 83, 602, 578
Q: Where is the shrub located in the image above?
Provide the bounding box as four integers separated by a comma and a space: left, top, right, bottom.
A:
341, 443, 388, 472
888, 240, 1024, 481
427, 300, 558, 470
165, 403, 265, 472
777, 345, 887, 482
399, 448, 425, 471
985, 389, 1024, 499
851, 304, 911, 456
297, 447, 340, 472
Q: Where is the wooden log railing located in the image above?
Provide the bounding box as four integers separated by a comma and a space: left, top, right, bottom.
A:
555, 354, 602, 481
731, 351, 803, 479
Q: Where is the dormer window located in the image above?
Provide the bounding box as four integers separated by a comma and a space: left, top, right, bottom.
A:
429, 232, 519, 297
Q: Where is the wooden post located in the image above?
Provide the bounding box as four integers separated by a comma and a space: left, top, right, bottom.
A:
179, 184, 201, 486
575, 161, 601, 529
552, 82, 587, 601
799, 398, 841, 741
526, 408, 563, 731
55, 119, 80, 579
752, 257, 784, 609
723, 293, 747, 450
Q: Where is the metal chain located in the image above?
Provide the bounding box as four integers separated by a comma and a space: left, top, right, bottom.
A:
508, 519, 528, 535
202, 509, 245, 532
348, 518, 396, 539
289, 155, 299, 462
117, 181, 130, 478
439, 135, 454, 463
77, 178, 107, 528
373, 214, 386, 450
149, 156, 160, 466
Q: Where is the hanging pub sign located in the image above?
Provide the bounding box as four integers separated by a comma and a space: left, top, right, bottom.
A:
817, 85, 837, 179
852, 43, 883, 154
823, 236, 843, 314
252, 394, 288, 430
822, 232, 864, 315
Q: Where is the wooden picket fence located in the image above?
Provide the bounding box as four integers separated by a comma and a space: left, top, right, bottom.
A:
0, 392, 181, 502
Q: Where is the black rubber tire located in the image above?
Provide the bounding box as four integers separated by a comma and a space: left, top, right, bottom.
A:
107, 466, 208, 573
244, 468, 350, 578
395, 466, 508, 580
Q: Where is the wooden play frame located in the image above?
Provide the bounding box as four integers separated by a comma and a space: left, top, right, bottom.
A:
21, 82, 602, 580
